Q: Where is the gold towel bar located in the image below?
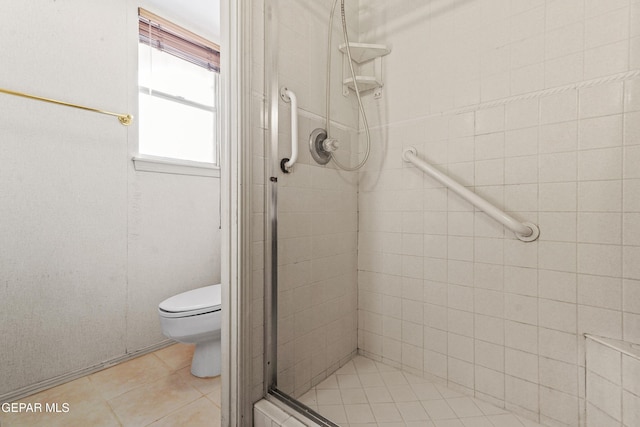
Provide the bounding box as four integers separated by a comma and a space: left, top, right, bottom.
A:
0, 87, 133, 126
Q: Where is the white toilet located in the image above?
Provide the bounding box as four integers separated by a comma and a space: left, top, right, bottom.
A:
158, 284, 222, 378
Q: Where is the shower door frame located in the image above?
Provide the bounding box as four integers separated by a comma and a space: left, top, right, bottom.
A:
219, 0, 257, 424
263, 0, 278, 393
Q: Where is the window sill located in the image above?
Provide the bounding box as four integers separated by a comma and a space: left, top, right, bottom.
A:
132, 155, 220, 178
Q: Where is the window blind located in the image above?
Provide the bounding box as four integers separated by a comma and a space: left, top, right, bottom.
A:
138, 8, 220, 72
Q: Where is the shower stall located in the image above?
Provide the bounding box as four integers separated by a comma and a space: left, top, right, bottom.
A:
255, 0, 640, 426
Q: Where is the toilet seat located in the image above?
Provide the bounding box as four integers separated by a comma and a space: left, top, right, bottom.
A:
158, 284, 221, 318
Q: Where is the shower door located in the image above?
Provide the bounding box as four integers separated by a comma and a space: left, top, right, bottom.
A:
263, 0, 361, 414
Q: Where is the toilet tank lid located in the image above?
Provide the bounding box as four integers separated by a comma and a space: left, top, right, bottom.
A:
159, 284, 221, 313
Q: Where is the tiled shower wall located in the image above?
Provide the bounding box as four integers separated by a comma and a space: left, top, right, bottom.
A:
585, 335, 640, 426
275, 114, 359, 398
356, 1, 640, 426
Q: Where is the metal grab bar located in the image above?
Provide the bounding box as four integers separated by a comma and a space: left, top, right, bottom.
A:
279, 87, 298, 173
402, 146, 540, 242
0, 87, 133, 126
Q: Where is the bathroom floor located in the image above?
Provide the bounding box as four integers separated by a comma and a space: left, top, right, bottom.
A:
299, 356, 545, 427
1, 344, 221, 427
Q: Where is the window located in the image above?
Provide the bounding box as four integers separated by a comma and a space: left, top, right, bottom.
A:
137, 8, 220, 166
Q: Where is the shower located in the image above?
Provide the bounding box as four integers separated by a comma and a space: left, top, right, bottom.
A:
260, 0, 640, 426
310, 0, 372, 171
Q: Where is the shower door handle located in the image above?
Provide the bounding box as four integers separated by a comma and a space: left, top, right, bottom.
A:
279, 87, 298, 173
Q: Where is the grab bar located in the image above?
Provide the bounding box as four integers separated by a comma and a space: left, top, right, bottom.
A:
402, 146, 540, 242
279, 87, 298, 173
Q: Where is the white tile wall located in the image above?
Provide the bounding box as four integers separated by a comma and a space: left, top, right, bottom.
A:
356, 1, 640, 427
585, 336, 640, 427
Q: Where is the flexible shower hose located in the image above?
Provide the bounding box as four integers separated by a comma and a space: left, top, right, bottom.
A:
326, 0, 372, 171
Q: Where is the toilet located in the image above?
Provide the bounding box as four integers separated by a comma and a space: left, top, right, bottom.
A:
158, 284, 222, 378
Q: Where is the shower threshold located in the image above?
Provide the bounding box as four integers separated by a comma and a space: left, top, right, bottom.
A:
269, 387, 340, 427
293, 355, 546, 427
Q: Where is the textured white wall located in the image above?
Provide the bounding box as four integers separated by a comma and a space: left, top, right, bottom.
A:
127, 172, 221, 350
0, 0, 220, 397
356, 1, 640, 426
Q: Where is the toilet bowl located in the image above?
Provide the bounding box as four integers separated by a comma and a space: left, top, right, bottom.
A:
158, 284, 221, 378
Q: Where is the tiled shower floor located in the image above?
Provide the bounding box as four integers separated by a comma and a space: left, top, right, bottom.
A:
298, 356, 545, 427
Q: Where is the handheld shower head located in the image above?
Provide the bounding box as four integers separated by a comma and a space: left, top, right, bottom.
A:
323, 0, 372, 172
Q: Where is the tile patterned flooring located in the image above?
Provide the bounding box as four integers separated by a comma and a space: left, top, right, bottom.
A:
298, 356, 546, 427
1, 344, 221, 427
3, 349, 546, 427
